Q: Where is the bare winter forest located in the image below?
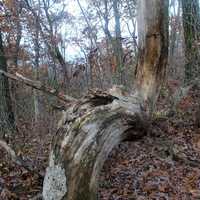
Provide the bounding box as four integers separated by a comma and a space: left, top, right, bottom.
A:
1, 0, 200, 199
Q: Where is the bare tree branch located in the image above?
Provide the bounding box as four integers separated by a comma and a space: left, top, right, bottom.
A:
0, 70, 77, 103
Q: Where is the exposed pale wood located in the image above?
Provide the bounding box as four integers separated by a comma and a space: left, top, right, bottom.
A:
136, 0, 169, 111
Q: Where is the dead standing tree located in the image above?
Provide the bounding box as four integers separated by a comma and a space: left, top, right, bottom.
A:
42, 0, 169, 200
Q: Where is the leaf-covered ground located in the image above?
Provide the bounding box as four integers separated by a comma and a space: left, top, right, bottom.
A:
99, 87, 200, 200
1, 86, 200, 200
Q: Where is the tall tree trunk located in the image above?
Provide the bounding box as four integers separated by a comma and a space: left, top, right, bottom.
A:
33, 11, 40, 123
13, 0, 22, 69
11, 0, 22, 121
169, 0, 180, 58
126, 0, 138, 54
181, 0, 200, 82
136, 0, 169, 113
0, 30, 15, 139
103, 0, 112, 42
42, 1, 169, 200
113, 0, 124, 84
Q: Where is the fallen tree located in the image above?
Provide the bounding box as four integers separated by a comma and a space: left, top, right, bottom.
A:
43, 89, 151, 200
42, 0, 169, 200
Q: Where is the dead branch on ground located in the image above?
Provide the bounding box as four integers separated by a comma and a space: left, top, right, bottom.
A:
0, 139, 44, 178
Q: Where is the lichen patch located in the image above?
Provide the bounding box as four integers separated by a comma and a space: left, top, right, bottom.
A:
43, 164, 67, 200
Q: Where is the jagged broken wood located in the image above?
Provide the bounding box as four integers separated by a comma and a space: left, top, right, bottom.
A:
0, 70, 77, 103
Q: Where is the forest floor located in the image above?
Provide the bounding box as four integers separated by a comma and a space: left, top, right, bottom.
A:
1, 86, 200, 200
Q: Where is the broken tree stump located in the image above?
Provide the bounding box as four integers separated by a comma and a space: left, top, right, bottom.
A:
42, 90, 149, 200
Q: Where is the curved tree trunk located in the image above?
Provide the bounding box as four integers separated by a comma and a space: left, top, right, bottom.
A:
43, 91, 147, 200
42, 0, 169, 200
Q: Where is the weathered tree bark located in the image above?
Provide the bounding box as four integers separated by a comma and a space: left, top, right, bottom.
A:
181, 0, 200, 82
43, 90, 147, 200
42, 0, 169, 200
135, 0, 169, 112
0, 30, 16, 139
